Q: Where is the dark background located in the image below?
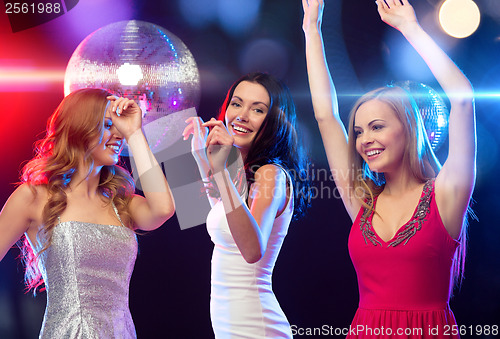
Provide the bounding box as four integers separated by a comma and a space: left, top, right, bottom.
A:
1, 0, 499, 338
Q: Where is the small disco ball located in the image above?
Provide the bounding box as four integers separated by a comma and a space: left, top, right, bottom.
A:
64, 20, 200, 155
395, 80, 449, 151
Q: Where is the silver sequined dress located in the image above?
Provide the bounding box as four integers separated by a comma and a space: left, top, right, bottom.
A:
35, 217, 138, 339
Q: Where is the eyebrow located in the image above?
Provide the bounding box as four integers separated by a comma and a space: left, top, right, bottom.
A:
232, 96, 269, 108
354, 119, 385, 129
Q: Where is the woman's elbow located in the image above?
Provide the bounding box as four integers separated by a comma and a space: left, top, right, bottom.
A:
242, 247, 265, 264
154, 204, 175, 225
161, 205, 175, 222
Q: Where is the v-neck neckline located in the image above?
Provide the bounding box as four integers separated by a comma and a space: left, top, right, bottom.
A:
362, 180, 433, 246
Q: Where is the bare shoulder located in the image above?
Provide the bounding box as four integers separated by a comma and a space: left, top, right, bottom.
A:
9, 184, 47, 221
11, 183, 37, 203
14, 183, 47, 202
253, 164, 287, 185
248, 164, 288, 208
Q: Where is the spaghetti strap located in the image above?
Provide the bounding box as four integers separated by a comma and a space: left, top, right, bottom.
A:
111, 201, 125, 227
271, 163, 294, 218
272, 163, 293, 198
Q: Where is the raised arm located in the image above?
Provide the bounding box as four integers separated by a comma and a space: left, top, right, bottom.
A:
377, 0, 476, 238
107, 97, 175, 231
202, 119, 287, 264
303, 0, 360, 220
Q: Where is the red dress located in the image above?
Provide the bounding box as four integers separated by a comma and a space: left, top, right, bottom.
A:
347, 180, 459, 338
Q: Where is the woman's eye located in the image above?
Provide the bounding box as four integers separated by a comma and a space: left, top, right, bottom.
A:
231, 102, 241, 108
105, 121, 112, 129
254, 108, 264, 114
372, 125, 383, 130
354, 130, 362, 137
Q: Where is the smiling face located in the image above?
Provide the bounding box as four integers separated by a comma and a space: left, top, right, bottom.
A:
89, 106, 124, 167
225, 81, 270, 154
354, 99, 407, 174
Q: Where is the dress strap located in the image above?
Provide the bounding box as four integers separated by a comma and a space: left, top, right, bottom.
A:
271, 163, 294, 217
111, 201, 125, 227
272, 163, 293, 197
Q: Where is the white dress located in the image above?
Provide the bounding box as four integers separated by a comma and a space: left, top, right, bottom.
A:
206, 166, 293, 339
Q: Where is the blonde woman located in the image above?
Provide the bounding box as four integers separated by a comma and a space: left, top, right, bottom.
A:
303, 0, 475, 337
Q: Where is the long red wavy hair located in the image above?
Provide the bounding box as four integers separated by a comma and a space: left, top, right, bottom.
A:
20, 88, 135, 294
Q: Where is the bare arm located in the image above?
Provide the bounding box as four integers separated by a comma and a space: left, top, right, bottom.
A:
377, 0, 475, 238
108, 97, 175, 231
0, 184, 36, 261
303, 0, 361, 220
203, 120, 287, 263
126, 130, 175, 231
213, 165, 287, 264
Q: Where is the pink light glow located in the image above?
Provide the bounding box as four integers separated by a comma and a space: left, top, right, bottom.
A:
0, 67, 65, 91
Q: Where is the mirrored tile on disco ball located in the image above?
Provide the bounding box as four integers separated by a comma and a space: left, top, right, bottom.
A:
64, 20, 200, 156
394, 80, 449, 152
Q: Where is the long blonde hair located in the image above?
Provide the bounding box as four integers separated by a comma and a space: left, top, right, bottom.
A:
346, 85, 467, 288
21, 88, 135, 293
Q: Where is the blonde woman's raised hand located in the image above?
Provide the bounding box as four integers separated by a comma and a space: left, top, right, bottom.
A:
302, 0, 324, 35
376, 0, 418, 32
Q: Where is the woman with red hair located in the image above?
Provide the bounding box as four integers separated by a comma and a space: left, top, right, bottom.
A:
0, 88, 175, 338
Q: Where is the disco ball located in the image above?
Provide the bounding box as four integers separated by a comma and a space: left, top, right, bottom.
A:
64, 20, 200, 155
395, 81, 449, 151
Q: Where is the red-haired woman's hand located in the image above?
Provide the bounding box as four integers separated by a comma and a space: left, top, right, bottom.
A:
106, 96, 143, 140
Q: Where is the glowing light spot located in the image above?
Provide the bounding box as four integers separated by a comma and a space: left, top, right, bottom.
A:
116, 63, 143, 86
439, 0, 480, 38
437, 115, 447, 128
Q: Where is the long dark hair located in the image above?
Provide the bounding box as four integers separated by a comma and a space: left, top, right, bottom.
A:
217, 72, 311, 220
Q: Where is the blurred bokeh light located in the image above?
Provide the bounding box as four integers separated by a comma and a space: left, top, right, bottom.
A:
439, 0, 480, 38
